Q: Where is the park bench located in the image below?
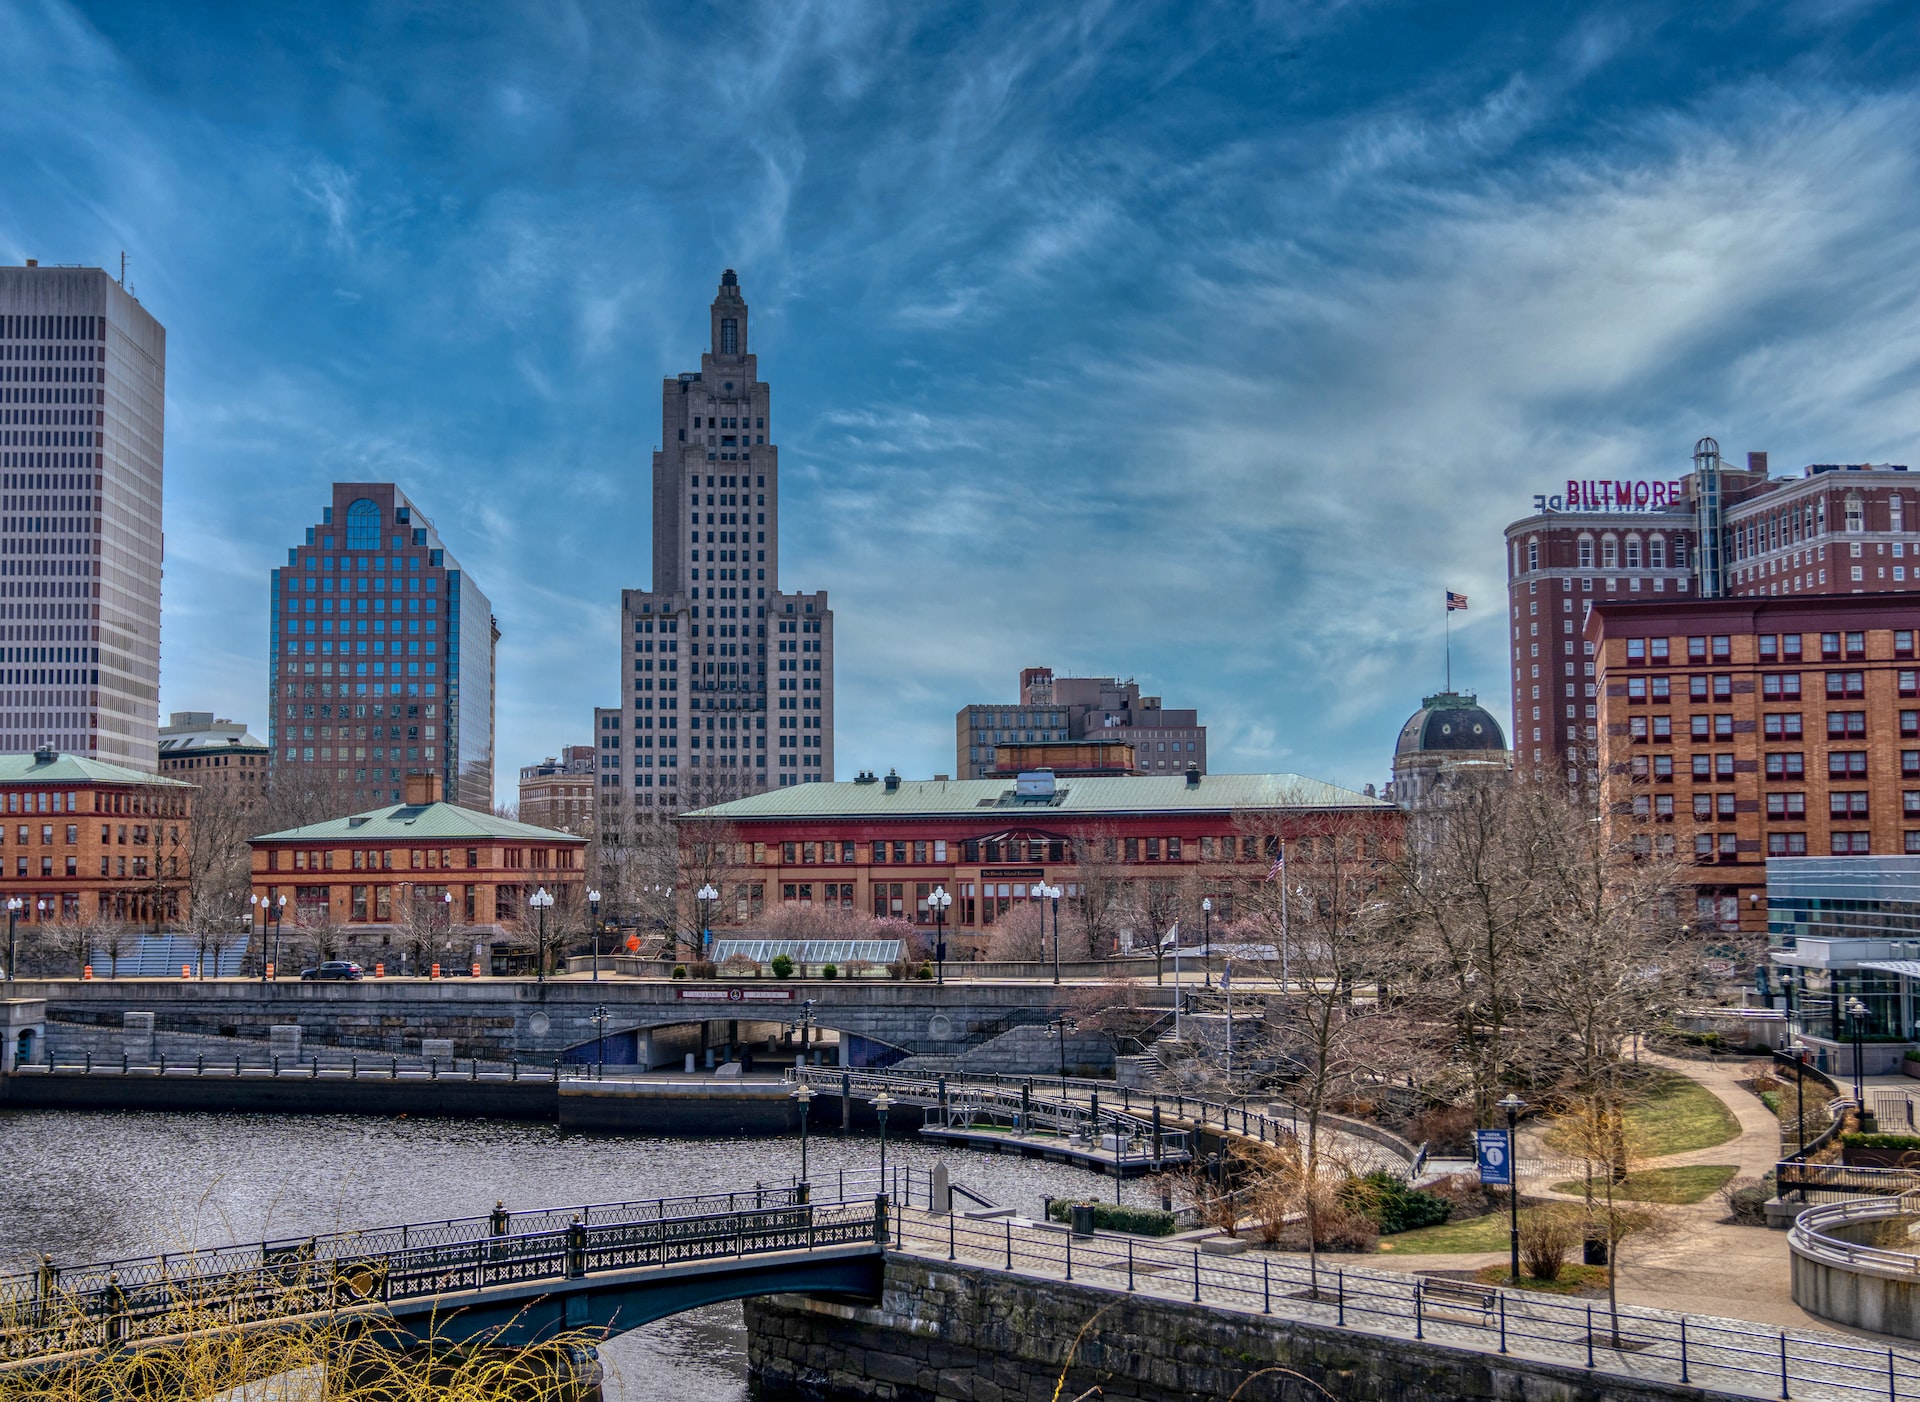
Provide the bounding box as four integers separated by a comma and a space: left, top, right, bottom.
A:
1417, 1276, 1497, 1325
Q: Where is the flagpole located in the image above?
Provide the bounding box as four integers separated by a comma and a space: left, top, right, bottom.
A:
1445, 595, 1452, 693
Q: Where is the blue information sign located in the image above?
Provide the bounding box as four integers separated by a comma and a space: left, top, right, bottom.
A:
1475, 1128, 1512, 1186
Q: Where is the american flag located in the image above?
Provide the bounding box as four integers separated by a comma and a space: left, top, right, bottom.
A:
1446, 590, 1469, 612
1265, 847, 1285, 882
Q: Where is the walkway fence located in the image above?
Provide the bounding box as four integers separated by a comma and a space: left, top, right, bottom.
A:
893, 1207, 1920, 1402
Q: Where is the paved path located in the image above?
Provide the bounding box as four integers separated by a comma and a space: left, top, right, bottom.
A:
1369, 1055, 1839, 1332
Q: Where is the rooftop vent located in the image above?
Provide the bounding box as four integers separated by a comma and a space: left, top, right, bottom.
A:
854, 770, 878, 785
1185, 765, 1201, 787
32, 745, 56, 766
1016, 770, 1056, 799
348, 816, 370, 828
883, 769, 901, 793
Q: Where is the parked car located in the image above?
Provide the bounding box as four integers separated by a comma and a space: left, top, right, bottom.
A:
299, 961, 364, 981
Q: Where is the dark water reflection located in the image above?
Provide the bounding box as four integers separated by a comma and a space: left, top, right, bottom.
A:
0, 1108, 1141, 1400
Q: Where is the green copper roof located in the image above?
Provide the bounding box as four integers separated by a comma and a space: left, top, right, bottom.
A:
0, 752, 191, 787
682, 773, 1387, 822
251, 801, 588, 845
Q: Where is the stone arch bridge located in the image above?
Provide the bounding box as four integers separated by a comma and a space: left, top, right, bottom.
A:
11, 977, 1165, 1075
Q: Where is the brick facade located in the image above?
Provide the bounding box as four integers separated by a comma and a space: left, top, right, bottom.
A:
1590, 593, 1920, 937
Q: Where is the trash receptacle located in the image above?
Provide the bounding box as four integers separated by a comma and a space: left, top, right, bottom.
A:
1071, 1203, 1096, 1237
1583, 1232, 1609, 1266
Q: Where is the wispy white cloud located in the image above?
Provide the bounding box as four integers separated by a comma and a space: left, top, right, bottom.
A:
5, 0, 1918, 799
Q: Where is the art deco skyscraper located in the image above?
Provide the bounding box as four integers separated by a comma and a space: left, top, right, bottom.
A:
597, 270, 835, 820
0, 262, 165, 770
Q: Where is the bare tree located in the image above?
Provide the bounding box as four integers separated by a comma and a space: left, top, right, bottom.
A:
1067, 826, 1133, 957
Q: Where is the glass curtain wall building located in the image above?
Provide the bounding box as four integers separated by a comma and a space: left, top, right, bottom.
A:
1768, 855, 1920, 1069
269, 484, 497, 813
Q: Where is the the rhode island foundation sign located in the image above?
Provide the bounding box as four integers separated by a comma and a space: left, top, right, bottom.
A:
675, 987, 796, 1003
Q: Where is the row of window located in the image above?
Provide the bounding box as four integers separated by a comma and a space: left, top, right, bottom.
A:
1623, 631, 1915, 665
1628, 792, 1890, 819
265, 846, 577, 872
1625, 711, 1917, 741
1624, 671, 1920, 703
10, 854, 171, 878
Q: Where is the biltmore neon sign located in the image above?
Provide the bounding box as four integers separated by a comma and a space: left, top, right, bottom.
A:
1533, 479, 1689, 514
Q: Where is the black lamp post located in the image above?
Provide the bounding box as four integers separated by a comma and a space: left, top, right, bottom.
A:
1847, 995, 1870, 1108
872, 1092, 895, 1189
929, 886, 951, 984
1041, 882, 1063, 984
588, 888, 602, 982
4, 896, 20, 982
1499, 1093, 1526, 1284
1048, 1014, 1075, 1083
529, 887, 554, 981
1202, 895, 1213, 989
792, 1083, 815, 1199
593, 1002, 609, 1080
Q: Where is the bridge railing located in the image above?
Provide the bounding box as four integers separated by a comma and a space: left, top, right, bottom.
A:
787, 1067, 1415, 1173
787, 1067, 1194, 1167
0, 1188, 878, 1363
896, 1208, 1920, 1402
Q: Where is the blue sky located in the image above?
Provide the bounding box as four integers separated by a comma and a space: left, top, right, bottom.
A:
5, 0, 1920, 801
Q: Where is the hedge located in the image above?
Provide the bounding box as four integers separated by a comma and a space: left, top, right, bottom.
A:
1843, 1132, 1920, 1150
1343, 1170, 1453, 1234
1045, 1200, 1179, 1237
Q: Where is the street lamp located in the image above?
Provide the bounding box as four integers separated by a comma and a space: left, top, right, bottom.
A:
4, 896, 20, 982
592, 1002, 609, 1080
1047, 1013, 1076, 1082
1161, 928, 1183, 1042
1202, 896, 1213, 989
1498, 1093, 1526, 1285
792, 1083, 815, 1198
588, 888, 603, 982
872, 1092, 895, 1190
529, 887, 555, 982
270, 895, 285, 982
1035, 882, 1063, 984
928, 886, 952, 984
1847, 995, 1871, 1108
697, 883, 719, 962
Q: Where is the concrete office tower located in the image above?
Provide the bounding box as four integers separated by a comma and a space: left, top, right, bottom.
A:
269, 484, 498, 814
597, 270, 834, 824
0, 262, 165, 770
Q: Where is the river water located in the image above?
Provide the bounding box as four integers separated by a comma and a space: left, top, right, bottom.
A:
0, 1107, 1147, 1400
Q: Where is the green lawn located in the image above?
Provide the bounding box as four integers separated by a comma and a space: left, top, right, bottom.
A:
1471, 1262, 1609, 1295
1374, 1212, 1511, 1254
1548, 1164, 1737, 1204
1544, 1071, 1740, 1158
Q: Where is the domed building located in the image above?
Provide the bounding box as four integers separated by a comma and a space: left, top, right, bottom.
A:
1391, 692, 1511, 808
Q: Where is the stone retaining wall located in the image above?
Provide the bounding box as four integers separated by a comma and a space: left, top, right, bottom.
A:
747, 1255, 1733, 1402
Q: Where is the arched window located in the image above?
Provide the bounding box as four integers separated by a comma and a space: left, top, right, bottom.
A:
1894, 496, 1906, 533
1601, 535, 1618, 568
1526, 538, 1539, 571
1577, 535, 1594, 568
1649, 535, 1666, 568
1846, 494, 1863, 533
1624, 536, 1641, 568
721, 318, 739, 354
346, 498, 381, 550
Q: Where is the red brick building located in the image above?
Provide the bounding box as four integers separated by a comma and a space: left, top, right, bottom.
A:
1507, 438, 1914, 789
676, 769, 1397, 954
1590, 592, 1920, 936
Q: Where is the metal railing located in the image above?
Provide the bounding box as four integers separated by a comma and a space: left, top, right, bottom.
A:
1791, 1198, 1920, 1279
1778, 1162, 1920, 1199
894, 1207, 1920, 1401
786, 1067, 1193, 1169
10, 1055, 611, 1082
787, 1066, 1422, 1173
0, 1188, 880, 1363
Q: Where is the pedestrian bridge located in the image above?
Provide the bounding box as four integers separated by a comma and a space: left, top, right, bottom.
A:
0, 1184, 890, 1368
